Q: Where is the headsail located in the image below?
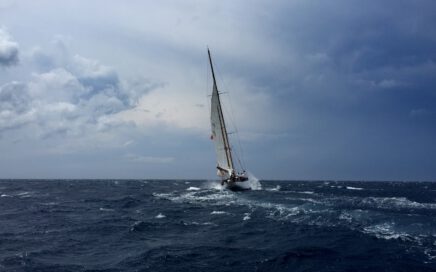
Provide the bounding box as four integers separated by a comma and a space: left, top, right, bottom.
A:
208, 49, 234, 178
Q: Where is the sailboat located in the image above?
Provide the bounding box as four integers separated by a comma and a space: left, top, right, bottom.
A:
208, 49, 249, 189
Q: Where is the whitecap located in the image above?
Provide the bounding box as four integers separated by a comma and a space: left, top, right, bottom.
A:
298, 197, 323, 204
1, 194, 11, 197
186, 186, 201, 191
243, 213, 251, 221
363, 222, 413, 241
211, 211, 227, 215
267, 185, 281, 191
17, 191, 31, 197
99, 207, 114, 212
154, 190, 235, 205
424, 248, 436, 260
156, 213, 166, 219
346, 186, 364, 190
360, 196, 436, 210
185, 221, 217, 226
41, 202, 58, 206
203, 181, 225, 190
339, 211, 353, 223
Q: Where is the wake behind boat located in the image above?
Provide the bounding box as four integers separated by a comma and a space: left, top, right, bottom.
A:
208, 49, 250, 191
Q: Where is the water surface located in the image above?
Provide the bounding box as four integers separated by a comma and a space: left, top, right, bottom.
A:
0, 179, 435, 271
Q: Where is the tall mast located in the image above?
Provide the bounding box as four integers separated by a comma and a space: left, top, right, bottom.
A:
208, 49, 234, 170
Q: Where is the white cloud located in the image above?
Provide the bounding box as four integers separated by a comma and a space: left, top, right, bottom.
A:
0, 27, 18, 66
0, 37, 160, 150
28, 68, 85, 102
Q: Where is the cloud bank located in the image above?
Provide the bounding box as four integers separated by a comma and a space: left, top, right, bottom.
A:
0, 38, 156, 141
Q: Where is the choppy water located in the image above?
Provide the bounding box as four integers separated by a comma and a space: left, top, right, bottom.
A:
0, 179, 435, 271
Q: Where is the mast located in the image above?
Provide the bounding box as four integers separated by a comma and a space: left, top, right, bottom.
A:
208, 49, 234, 171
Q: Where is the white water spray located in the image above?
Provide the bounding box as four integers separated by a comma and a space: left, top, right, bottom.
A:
246, 171, 262, 190
202, 171, 261, 191
203, 180, 225, 190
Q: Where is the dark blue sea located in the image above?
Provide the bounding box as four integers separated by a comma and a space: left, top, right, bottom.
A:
0, 179, 435, 271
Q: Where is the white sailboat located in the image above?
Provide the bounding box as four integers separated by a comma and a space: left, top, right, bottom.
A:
208, 49, 249, 189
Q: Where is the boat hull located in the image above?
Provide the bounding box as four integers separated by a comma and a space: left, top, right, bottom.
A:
225, 182, 251, 191
222, 175, 250, 191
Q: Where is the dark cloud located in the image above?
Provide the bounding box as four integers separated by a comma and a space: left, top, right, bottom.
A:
243, 1, 436, 119
218, 0, 436, 180
229, 1, 436, 95
0, 28, 19, 66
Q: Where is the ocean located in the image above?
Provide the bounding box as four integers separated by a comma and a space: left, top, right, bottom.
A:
0, 179, 435, 271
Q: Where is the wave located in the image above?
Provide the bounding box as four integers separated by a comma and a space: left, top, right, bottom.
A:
357, 196, 436, 210
202, 181, 225, 191
186, 186, 201, 191
210, 211, 227, 215
153, 190, 235, 205
362, 222, 413, 241
16, 191, 33, 198
150, 183, 436, 263
346, 186, 364, 190
99, 207, 115, 212
155, 213, 166, 219
246, 172, 262, 190
297, 195, 436, 211
266, 185, 281, 191
183, 221, 217, 226
2, 179, 435, 270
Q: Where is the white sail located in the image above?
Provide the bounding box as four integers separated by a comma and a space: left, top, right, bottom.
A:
208, 50, 234, 178
207, 49, 251, 188
211, 83, 232, 175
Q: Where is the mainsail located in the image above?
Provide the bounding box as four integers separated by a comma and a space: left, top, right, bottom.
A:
208, 49, 234, 178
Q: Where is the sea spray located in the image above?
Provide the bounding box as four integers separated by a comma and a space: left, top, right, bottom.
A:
247, 171, 262, 190
203, 180, 225, 190
203, 172, 262, 190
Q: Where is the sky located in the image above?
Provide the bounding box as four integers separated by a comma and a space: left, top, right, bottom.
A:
0, 0, 435, 180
